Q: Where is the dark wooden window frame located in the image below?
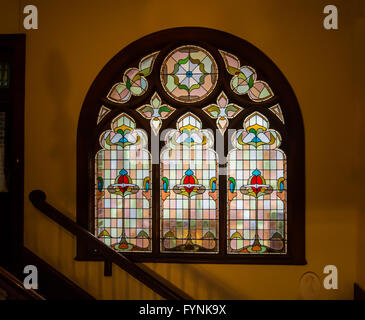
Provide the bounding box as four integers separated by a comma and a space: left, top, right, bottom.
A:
76, 27, 305, 265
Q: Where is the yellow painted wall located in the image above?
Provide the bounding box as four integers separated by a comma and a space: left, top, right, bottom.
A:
0, 0, 20, 32
1, 0, 364, 299
353, 2, 365, 291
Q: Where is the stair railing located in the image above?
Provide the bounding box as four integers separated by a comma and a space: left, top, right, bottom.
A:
0, 265, 45, 300
29, 190, 192, 300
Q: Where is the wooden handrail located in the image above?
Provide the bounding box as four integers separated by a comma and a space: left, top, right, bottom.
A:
0, 266, 45, 300
22, 247, 95, 300
29, 190, 193, 300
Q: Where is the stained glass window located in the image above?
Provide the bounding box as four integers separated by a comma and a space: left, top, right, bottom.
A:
79, 27, 304, 264
203, 91, 243, 135
97, 105, 111, 124
269, 104, 285, 124
137, 93, 175, 135
160, 46, 218, 103
160, 113, 218, 252
227, 112, 286, 254
107, 52, 159, 104
219, 50, 273, 101
95, 114, 152, 252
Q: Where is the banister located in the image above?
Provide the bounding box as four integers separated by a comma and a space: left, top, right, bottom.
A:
29, 190, 193, 300
0, 266, 45, 300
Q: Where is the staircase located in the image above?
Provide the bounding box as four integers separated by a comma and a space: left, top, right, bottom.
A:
0, 190, 192, 300
1, 189, 362, 300
26, 190, 192, 300
0, 265, 44, 300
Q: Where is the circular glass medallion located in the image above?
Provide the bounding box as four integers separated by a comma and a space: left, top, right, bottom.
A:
160, 45, 218, 103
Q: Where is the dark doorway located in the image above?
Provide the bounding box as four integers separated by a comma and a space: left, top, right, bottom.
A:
0, 35, 25, 275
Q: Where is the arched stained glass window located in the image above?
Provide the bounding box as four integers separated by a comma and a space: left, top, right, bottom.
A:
77, 27, 305, 265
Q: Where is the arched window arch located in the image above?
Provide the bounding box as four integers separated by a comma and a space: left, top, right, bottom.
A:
77, 27, 305, 264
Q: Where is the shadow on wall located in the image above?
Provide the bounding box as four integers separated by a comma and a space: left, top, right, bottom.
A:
150, 263, 244, 300
44, 49, 74, 205
187, 264, 244, 299
44, 50, 74, 270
